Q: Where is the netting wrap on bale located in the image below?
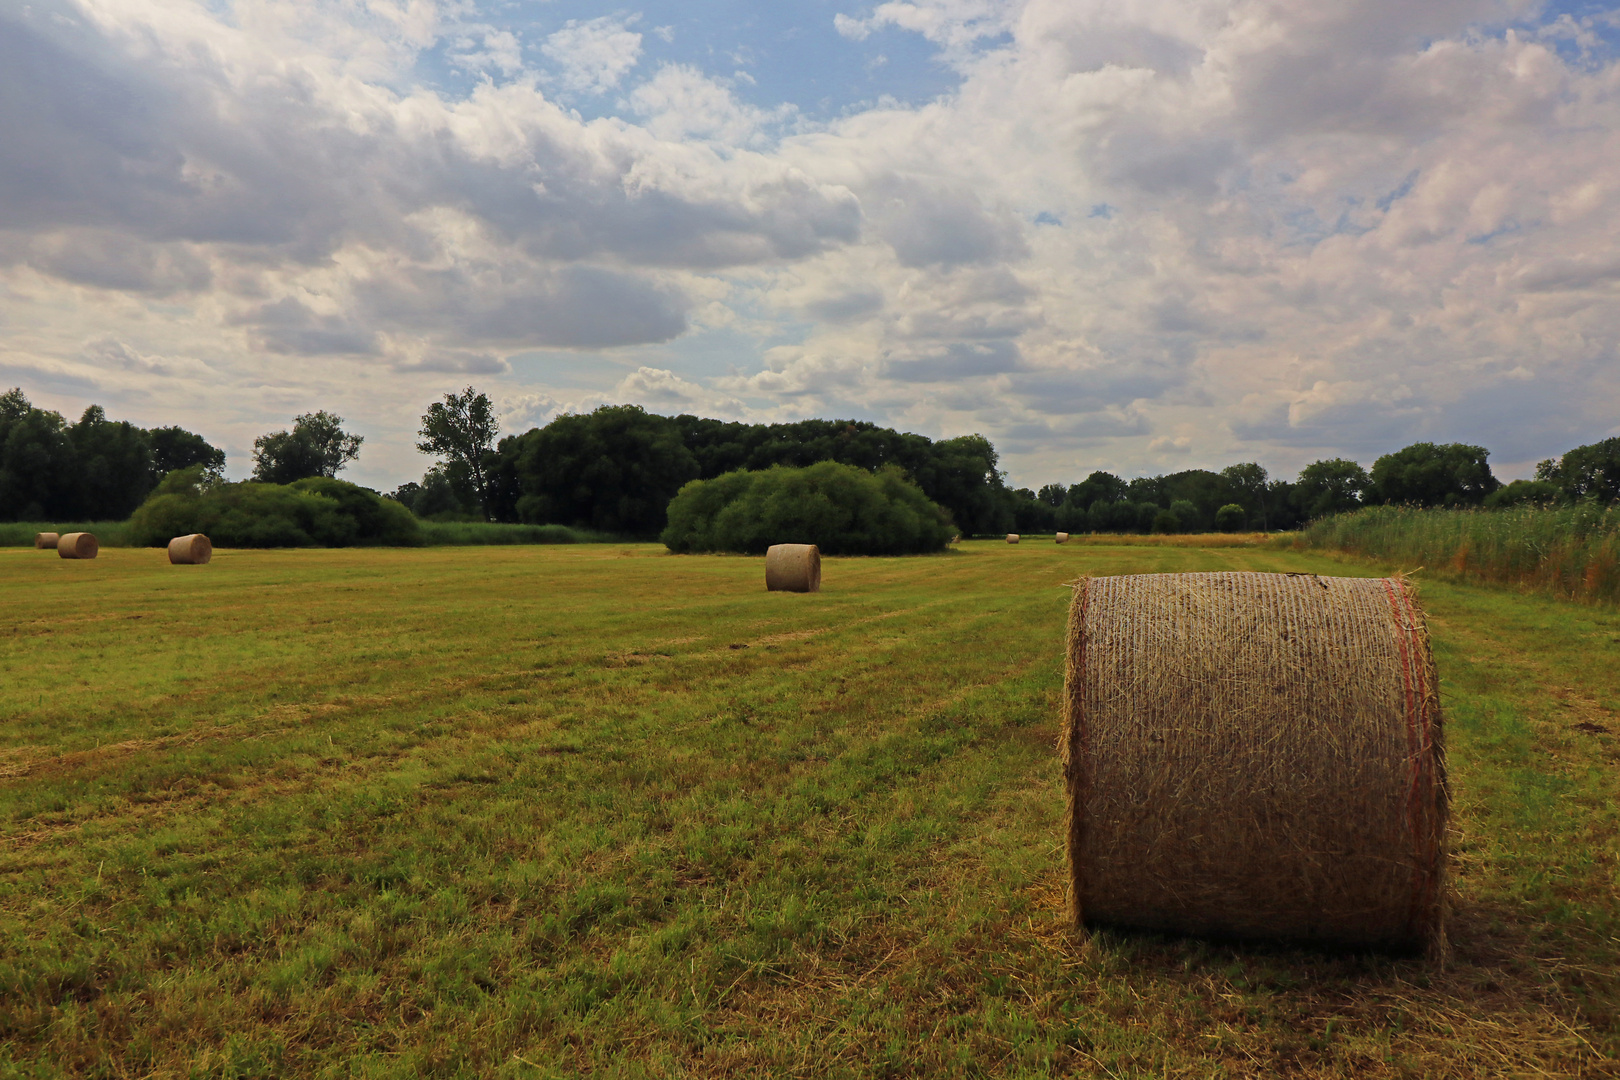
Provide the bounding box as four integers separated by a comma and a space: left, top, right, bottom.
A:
168, 534, 213, 565
1062, 571, 1448, 952
35, 532, 58, 550
765, 544, 821, 592
56, 533, 98, 560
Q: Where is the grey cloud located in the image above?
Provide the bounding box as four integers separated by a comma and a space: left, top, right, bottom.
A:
392, 350, 510, 374
24, 231, 211, 294
805, 289, 884, 322
355, 263, 687, 349
867, 178, 1028, 269
1009, 365, 1186, 415
237, 298, 381, 356
885, 340, 1024, 382
1514, 256, 1620, 292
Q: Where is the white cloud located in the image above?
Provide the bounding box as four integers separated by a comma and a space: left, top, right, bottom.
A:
3, 0, 1620, 488
541, 15, 643, 94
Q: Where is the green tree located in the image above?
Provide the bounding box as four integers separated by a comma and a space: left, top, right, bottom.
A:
510, 405, 700, 535
0, 398, 73, 520
252, 411, 363, 484
69, 405, 153, 519
149, 426, 226, 483
1220, 462, 1269, 529
1294, 458, 1370, 519
1484, 479, 1561, 508
1214, 503, 1246, 532
417, 387, 499, 520
1368, 442, 1499, 506
1536, 437, 1620, 504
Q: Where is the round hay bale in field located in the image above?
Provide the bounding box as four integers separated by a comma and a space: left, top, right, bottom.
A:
1062, 571, 1447, 952
56, 532, 98, 560
1055, 532, 1069, 544
1006, 533, 1020, 544
168, 534, 213, 565
34, 532, 59, 549
765, 543, 821, 592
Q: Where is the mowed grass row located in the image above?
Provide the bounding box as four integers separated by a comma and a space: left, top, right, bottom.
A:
1, 543, 1617, 1078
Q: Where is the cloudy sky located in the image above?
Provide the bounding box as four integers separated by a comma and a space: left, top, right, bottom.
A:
3, 0, 1618, 489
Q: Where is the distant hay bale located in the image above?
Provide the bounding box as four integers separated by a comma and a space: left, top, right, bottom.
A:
1006, 533, 1020, 544
1055, 532, 1069, 544
56, 532, 98, 560
34, 532, 58, 550
765, 543, 821, 592
1062, 571, 1448, 952
168, 534, 213, 565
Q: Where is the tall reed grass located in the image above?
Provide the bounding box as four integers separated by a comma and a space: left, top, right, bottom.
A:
1295, 503, 1620, 605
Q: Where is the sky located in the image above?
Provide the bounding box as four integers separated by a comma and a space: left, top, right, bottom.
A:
2, 0, 1619, 491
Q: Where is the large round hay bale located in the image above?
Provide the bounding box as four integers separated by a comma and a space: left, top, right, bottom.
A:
765, 543, 821, 592
1006, 533, 1020, 544
1062, 572, 1447, 952
168, 534, 213, 565
56, 532, 98, 560
1055, 532, 1069, 544
34, 532, 59, 549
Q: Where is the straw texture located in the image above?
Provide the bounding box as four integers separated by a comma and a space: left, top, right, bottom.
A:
34, 532, 58, 550
56, 533, 98, 560
168, 534, 213, 565
765, 544, 821, 592
1055, 533, 1069, 544
1006, 534, 1020, 544
1062, 571, 1447, 952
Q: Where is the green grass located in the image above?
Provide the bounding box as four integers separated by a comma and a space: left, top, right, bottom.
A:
0, 523, 132, 548
2, 521, 606, 548
1297, 503, 1620, 605
1, 542, 1617, 1077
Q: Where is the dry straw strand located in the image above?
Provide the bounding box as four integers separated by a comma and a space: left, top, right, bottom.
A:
1062, 571, 1448, 952
56, 533, 98, 560
765, 544, 821, 593
168, 534, 213, 565
34, 532, 58, 550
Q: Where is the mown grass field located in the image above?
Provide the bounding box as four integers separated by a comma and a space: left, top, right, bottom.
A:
2, 541, 1618, 1078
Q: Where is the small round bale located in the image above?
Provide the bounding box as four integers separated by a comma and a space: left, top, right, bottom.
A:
1055, 532, 1069, 544
1062, 571, 1447, 952
1006, 533, 1020, 544
765, 543, 821, 592
168, 534, 213, 565
34, 532, 59, 549
56, 532, 98, 560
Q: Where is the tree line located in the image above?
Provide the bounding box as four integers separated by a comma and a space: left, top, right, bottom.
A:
6, 380, 1617, 536
399, 392, 1620, 537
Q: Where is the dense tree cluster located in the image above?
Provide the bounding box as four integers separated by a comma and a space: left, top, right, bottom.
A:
0, 388, 224, 521
464, 406, 1010, 538
128, 466, 417, 548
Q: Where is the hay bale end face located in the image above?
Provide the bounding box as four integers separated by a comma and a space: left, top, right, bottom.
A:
1055, 532, 1069, 544
56, 533, 98, 560
168, 534, 213, 565
1006, 533, 1020, 544
1063, 571, 1447, 952
34, 532, 59, 550
765, 544, 821, 592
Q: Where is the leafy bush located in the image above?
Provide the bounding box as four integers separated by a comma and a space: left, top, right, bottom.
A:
662, 461, 955, 555
126, 467, 420, 548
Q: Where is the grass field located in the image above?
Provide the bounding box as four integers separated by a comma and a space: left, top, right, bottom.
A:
2, 542, 1618, 1078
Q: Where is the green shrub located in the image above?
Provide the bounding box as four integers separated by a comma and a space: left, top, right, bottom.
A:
662, 461, 955, 555
126, 467, 420, 548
